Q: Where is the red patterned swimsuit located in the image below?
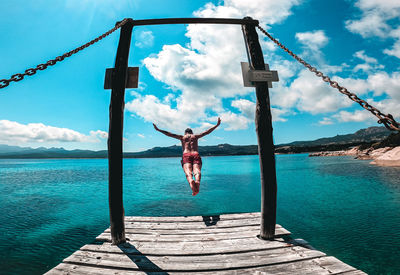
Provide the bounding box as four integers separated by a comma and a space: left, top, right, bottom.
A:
181, 152, 202, 167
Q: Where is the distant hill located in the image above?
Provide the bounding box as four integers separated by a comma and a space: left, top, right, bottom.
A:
275, 126, 392, 153
0, 145, 107, 158
124, 144, 258, 158
279, 126, 391, 147
0, 144, 258, 159
0, 126, 393, 158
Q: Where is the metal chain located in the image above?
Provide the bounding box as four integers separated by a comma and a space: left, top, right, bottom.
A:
257, 25, 400, 132
0, 19, 129, 89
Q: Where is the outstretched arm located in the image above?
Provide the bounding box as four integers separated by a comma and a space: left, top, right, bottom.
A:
196, 118, 221, 139
153, 123, 182, 140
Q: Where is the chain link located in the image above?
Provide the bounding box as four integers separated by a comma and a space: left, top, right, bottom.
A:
257, 25, 400, 132
0, 19, 129, 89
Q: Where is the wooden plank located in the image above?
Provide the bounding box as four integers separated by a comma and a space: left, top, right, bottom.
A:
82, 237, 291, 255
341, 271, 368, 275
176, 256, 357, 275
97, 230, 260, 242
63, 246, 325, 271
124, 212, 261, 222
122, 218, 276, 229
103, 225, 290, 237
97, 227, 290, 242
310, 257, 360, 274
46, 256, 359, 275
105, 224, 263, 234
45, 263, 147, 275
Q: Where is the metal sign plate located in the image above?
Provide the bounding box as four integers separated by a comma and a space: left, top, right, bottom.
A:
241, 62, 279, 88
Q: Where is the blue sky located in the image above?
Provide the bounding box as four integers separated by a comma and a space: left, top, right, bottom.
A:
1, 0, 400, 152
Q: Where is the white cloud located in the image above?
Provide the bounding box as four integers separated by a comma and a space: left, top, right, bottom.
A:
285, 70, 353, 114
270, 65, 400, 120
345, 0, 400, 58
127, 0, 302, 132
294, 30, 329, 65
333, 110, 375, 123
345, 12, 391, 38
0, 120, 107, 145
353, 50, 384, 72
193, 122, 215, 134
365, 98, 400, 120
135, 30, 154, 48
125, 0, 399, 132
318, 117, 334, 125
231, 98, 287, 122
261, 40, 278, 52
366, 72, 400, 100
137, 134, 145, 138
231, 99, 255, 119
126, 95, 189, 131
90, 130, 108, 140
313, 70, 400, 123
316, 109, 377, 125
219, 112, 251, 131
383, 39, 400, 59
353, 63, 373, 73
136, 82, 148, 92
194, 0, 302, 27
271, 108, 289, 122
295, 30, 328, 50
354, 50, 377, 64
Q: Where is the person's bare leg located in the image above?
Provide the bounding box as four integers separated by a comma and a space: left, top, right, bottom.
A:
193, 163, 202, 195
183, 163, 197, 195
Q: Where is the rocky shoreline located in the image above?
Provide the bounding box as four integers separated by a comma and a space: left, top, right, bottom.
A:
309, 145, 400, 167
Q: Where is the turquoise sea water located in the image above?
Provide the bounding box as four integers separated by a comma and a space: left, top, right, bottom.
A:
0, 154, 399, 274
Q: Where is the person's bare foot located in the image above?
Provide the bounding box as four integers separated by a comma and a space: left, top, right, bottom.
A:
195, 181, 200, 195
189, 180, 197, 196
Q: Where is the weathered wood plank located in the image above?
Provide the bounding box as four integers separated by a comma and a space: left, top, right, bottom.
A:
123, 218, 279, 229
124, 212, 261, 222
188, 256, 357, 274
105, 224, 263, 234
45, 263, 147, 275
46, 256, 359, 275
340, 271, 368, 275
97, 227, 290, 242
311, 256, 360, 274
198, 256, 357, 274
82, 237, 291, 255
63, 246, 325, 271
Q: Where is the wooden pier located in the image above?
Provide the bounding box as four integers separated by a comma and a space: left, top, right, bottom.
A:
45, 212, 365, 274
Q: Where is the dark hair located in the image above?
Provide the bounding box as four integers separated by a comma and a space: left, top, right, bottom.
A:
184, 128, 193, 134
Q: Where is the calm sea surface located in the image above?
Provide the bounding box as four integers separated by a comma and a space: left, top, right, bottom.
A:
0, 154, 399, 274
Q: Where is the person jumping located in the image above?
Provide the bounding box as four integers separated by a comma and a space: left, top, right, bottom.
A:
153, 118, 221, 196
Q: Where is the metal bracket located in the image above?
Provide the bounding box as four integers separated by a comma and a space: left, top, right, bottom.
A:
241, 62, 279, 88
104, 67, 139, 89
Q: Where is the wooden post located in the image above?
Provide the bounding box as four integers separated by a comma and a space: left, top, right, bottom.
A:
108, 19, 133, 245
242, 18, 277, 240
